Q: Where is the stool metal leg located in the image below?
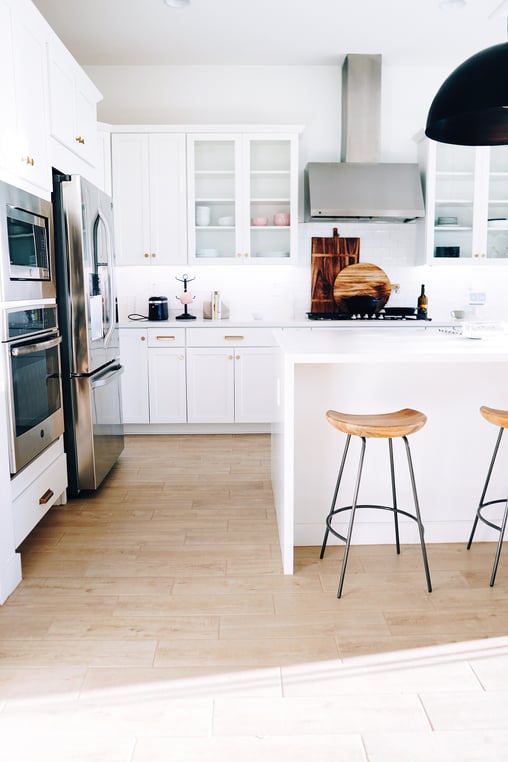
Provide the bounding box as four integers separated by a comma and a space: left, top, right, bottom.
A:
320, 434, 352, 559
467, 427, 504, 550
403, 435, 432, 593
337, 436, 367, 599
388, 438, 401, 555
490, 498, 508, 586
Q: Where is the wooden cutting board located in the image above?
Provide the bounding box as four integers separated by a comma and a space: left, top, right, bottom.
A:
333, 262, 391, 313
310, 228, 360, 313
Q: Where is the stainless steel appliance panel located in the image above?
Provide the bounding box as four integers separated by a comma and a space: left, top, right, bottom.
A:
69, 363, 124, 492
53, 173, 124, 495
0, 180, 56, 301
3, 306, 64, 474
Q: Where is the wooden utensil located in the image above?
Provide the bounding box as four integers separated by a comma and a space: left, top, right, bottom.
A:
310, 228, 360, 313
333, 262, 391, 314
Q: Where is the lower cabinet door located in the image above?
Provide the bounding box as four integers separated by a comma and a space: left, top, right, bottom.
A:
119, 329, 149, 424
186, 347, 235, 423
234, 348, 278, 423
148, 348, 187, 423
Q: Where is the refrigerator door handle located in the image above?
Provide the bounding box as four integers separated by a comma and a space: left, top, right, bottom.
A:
94, 209, 116, 350
91, 364, 124, 390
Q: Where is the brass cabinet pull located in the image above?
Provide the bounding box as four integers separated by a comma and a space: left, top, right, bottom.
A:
75, 136, 85, 144
39, 489, 54, 505
236, 354, 240, 360
151, 253, 156, 258
144, 252, 149, 258
227, 354, 233, 360
140, 336, 146, 341
22, 156, 34, 166
156, 335, 176, 340
224, 336, 244, 341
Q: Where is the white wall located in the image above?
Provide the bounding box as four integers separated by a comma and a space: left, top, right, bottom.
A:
86, 62, 508, 323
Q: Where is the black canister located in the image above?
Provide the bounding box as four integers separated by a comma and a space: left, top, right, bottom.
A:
148, 296, 169, 321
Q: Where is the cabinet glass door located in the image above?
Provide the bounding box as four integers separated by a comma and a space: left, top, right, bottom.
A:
190, 137, 240, 261
487, 145, 508, 260
433, 143, 476, 260
248, 139, 291, 261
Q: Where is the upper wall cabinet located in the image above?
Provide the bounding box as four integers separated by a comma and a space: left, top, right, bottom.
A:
187, 132, 299, 264
0, 0, 51, 193
47, 40, 102, 168
418, 136, 508, 264
111, 132, 187, 266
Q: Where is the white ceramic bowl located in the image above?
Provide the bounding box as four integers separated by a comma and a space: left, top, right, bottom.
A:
218, 216, 234, 226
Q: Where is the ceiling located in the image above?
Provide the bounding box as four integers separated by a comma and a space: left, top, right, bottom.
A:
31, 0, 508, 68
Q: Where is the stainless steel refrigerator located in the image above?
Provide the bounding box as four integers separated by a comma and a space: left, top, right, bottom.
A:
53, 172, 124, 495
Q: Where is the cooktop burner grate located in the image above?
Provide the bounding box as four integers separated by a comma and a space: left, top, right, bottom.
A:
306, 311, 417, 321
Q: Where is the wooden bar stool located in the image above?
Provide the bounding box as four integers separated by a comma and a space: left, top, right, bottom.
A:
320, 408, 432, 598
467, 405, 508, 586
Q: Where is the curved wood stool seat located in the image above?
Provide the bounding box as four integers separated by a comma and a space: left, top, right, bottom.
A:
468, 406, 508, 586
326, 408, 427, 439
321, 407, 432, 599
480, 405, 508, 429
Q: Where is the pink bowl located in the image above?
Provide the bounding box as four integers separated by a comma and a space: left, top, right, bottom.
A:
251, 217, 268, 226
273, 212, 290, 226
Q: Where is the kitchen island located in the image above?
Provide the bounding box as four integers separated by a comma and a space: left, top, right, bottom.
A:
272, 324, 508, 573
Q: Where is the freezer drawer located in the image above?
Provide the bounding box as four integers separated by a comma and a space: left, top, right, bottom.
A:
68, 363, 124, 494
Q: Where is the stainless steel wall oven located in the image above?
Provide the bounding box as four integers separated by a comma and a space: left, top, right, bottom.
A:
2, 304, 64, 475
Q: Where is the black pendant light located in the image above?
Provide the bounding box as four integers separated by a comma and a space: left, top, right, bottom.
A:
425, 41, 508, 145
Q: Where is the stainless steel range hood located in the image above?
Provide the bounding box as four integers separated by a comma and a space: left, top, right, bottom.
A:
304, 54, 425, 222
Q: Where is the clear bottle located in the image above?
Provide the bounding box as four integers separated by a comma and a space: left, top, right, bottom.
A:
417, 284, 428, 320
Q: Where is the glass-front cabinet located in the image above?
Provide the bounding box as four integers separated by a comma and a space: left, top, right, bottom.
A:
187, 132, 298, 264
418, 135, 508, 264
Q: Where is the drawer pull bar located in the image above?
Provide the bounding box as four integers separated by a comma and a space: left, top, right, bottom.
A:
156, 335, 176, 340
224, 335, 244, 341
39, 489, 54, 505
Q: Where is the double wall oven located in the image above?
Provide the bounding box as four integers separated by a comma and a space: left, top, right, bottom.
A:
0, 180, 64, 476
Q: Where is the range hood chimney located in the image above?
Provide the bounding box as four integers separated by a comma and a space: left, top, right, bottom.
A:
305, 54, 425, 222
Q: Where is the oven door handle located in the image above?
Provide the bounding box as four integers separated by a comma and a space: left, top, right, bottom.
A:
11, 335, 62, 356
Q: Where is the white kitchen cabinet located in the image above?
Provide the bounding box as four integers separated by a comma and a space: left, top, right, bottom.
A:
119, 328, 149, 423
47, 39, 101, 167
186, 348, 235, 423
186, 328, 278, 423
187, 132, 298, 264
112, 133, 187, 265
418, 135, 508, 264
234, 347, 278, 423
11, 438, 67, 549
0, 0, 51, 193
147, 330, 186, 423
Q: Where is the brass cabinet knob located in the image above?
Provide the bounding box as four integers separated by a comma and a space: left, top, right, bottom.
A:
151, 252, 156, 258
140, 336, 146, 341
144, 252, 149, 258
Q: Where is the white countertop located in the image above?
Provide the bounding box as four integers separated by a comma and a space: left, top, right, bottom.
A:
274, 325, 508, 363
119, 317, 456, 330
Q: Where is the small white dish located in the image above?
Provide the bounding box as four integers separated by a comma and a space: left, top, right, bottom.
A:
218, 216, 234, 226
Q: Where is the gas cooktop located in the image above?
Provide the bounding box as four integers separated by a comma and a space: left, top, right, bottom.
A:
306, 310, 418, 321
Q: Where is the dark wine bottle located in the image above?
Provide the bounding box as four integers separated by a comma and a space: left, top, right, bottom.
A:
417, 284, 428, 320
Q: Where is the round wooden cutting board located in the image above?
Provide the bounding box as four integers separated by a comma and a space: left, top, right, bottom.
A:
333, 262, 391, 313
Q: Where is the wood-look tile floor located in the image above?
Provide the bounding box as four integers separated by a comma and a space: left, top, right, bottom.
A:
2, 433, 508, 760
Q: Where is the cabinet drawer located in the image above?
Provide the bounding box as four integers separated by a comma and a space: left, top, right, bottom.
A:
147, 328, 186, 347
12, 452, 67, 548
186, 327, 276, 347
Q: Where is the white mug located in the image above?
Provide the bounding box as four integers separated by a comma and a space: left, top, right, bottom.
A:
450, 309, 465, 320
196, 206, 211, 226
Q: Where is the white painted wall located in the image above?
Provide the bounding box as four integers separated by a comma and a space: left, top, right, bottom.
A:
86, 62, 508, 323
